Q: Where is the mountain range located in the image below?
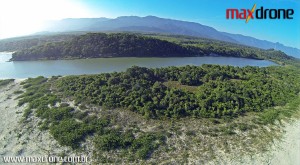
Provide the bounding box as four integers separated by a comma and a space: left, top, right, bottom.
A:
42, 16, 299, 58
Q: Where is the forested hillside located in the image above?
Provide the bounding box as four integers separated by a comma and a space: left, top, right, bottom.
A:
11, 33, 198, 61
38, 16, 300, 58
0, 34, 76, 52
11, 33, 297, 66
148, 34, 298, 66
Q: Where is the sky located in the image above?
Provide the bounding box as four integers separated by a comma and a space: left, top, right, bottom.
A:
0, 0, 299, 48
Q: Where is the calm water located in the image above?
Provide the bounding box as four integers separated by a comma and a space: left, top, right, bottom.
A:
0, 52, 276, 79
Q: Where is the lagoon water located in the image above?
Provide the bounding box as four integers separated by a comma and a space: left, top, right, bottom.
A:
0, 52, 276, 79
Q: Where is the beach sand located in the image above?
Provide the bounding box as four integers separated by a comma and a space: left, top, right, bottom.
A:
224, 118, 300, 165
0, 80, 73, 164
267, 120, 300, 165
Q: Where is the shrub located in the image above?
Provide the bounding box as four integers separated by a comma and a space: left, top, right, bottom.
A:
50, 119, 93, 149
0, 79, 14, 86
94, 131, 123, 151
13, 90, 24, 94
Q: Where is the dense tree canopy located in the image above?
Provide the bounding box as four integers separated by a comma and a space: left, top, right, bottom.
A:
0, 34, 75, 52
56, 65, 300, 119
11, 33, 197, 60
150, 34, 298, 66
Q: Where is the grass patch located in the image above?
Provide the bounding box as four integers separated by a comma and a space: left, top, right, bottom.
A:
163, 81, 198, 93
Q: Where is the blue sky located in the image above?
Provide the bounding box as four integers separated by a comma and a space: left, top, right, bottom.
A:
80, 0, 300, 49
0, 0, 298, 48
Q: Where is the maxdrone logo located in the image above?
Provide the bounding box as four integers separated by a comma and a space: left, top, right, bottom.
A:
226, 4, 294, 23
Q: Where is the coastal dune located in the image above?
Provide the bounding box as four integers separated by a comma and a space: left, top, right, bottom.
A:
229, 119, 300, 165
0, 80, 299, 164
0, 80, 72, 164
268, 120, 300, 165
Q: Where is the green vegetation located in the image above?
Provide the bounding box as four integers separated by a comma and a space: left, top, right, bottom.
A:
17, 76, 165, 161
94, 131, 165, 160
56, 65, 300, 119
16, 63, 300, 163
11, 33, 196, 61
10, 33, 300, 163
0, 34, 76, 52
13, 90, 24, 94
257, 94, 300, 124
148, 34, 299, 66
0, 79, 14, 87
10, 33, 297, 65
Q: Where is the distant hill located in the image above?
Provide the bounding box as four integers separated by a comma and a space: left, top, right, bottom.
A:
45, 18, 110, 32
42, 16, 300, 58
222, 32, 300, 58
45, 16, 236, 44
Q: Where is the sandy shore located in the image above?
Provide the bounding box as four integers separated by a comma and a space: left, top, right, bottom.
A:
266, 120, 300, 165
0, 80, 73, 164
0, 80, 299, 164
223, 118, 300, 165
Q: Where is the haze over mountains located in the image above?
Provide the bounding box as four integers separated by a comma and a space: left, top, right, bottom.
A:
19, 16, 300, 58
